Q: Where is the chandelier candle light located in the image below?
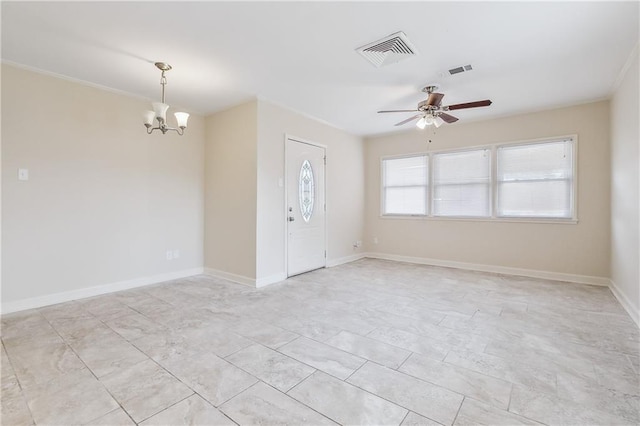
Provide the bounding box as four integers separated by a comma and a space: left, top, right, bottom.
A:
143, 62, 189, 135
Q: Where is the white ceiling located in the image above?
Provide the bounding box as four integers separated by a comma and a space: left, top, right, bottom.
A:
2, 1, 638, 136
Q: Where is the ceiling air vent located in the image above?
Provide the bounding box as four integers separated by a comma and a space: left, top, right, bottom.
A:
449, 64, 473, 75
356, 31, 418, 68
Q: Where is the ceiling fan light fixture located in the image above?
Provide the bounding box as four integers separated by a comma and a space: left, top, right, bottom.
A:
433, 116, 444, 128
416, 116, 428, 129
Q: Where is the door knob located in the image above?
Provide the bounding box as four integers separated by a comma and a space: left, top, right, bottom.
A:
288, 216, 295, 222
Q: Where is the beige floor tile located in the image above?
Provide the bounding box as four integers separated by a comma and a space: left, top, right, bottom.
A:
70, 331, 148, 378
556, 370, 640, 423
2, 374, 23, 400
8, 342, 86, 389
278, 336, 366, 380
1, 394, 34, 426
230, 319, 299, 349
325, 330, 411, 369
288, 371, 408, 425
23, 369, 118, 425
348, 361, 463, 426
141, 395, 234, 426
158, 350, 257, 406
100, 359, 193, 423
2, 259, 638, 425
444, 349, 557, 394
509, 384, 634, 425
367, 327, 450, 361
401, 411, 443, 425
453, 397, 541, 425
104, 313, 167, 342
1, 345, 14, 379
265, 314, 344, 342
226, 344, 314, 392
400, 353, 512, 409
85, 408, 136, 425
221, 381, 336, 425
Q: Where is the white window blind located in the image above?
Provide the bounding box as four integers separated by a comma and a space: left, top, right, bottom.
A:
382, 156, 428, 215
497, 139, 574, 218
432, 149, 491, 217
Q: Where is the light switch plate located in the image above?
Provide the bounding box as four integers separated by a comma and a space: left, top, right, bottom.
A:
18, 168, 29, 181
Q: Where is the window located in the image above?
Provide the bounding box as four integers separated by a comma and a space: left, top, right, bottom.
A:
432, 149, 491, 217
299, 160, 315, 222
382, 155, 428, 215
497, 139, 574, 218
380, 135, 577, 222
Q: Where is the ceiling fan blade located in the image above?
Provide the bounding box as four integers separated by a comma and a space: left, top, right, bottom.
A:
427, 93, 444, 106
438, 112, 459, 123
446, 100, 492, 111
378, 109, 419, 113
394, 114, 422, 126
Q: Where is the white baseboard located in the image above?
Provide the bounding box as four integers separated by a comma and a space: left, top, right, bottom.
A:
203, 268, 255, 287
256, 273, 287, 288
609, 279, 640, 328
364, 252, 610, 286
1, 267, 204, 315
327, 253, 366, 268
204, 268, 288, 288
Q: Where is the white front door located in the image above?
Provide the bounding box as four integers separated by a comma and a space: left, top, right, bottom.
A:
286, 138, 326, 277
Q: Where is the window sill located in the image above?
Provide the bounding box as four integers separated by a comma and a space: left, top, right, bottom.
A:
379, 214, 578, 225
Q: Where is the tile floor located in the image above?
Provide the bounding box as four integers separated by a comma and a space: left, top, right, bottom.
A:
1, 259, 639, 425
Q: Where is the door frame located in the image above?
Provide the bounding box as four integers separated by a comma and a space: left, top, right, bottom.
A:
283, 134, 328, 278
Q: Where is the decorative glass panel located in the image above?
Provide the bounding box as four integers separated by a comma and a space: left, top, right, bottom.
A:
299, 160, 315, 222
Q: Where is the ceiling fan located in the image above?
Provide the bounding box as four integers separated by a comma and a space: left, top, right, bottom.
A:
378, 85, 492, 129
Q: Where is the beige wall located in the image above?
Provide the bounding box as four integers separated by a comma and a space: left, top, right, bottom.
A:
610, 45, 639, 321
256, 100, 365, 281
364, 101, 611, 279
204, 101, 257, 279
2, 64, 205, 304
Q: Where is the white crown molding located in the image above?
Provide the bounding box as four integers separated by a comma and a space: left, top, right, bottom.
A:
1, 267, 204, 315
611, 41, 639, 93
1, 60, 201, 115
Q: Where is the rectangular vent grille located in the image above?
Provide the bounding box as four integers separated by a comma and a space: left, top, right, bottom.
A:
356, 31, 418, 68
449, 64, 473, 75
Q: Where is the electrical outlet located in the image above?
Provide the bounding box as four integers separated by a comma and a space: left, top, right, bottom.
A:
356, 240, 362, 248
18, 168, 29, 181
166, 250, 173, 260
173, 249, 180, 259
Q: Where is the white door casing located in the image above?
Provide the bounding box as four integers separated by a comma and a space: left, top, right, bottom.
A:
286, 138, 326, 277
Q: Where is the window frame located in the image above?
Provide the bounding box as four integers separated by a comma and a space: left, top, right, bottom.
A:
379, 135, 578, 224
431, 147, 492, 219
380, 153, 429, 217
495, 137, 577, 221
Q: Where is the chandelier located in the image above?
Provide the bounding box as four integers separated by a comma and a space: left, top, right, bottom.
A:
143, 62, 189, 135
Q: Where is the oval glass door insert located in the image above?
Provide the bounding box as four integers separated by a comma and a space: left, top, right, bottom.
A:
299, 160, 315, 222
